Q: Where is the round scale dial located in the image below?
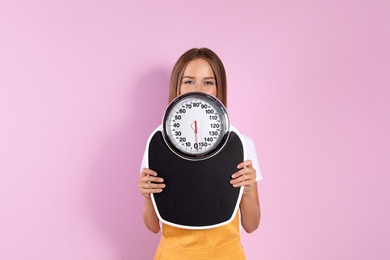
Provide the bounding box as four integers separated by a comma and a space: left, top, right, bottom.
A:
163, 92, 230, 160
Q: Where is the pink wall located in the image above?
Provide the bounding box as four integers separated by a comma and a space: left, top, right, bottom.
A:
1, 0, 389, 259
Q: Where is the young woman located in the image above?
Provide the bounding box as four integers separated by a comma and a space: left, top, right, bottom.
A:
138, 48, 263, 259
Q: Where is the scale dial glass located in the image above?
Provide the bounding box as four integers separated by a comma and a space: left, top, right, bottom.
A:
163, 92, 230, 160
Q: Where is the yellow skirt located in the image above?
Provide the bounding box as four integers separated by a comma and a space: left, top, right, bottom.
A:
154, 237, 246, 260
153, 212, 246, 260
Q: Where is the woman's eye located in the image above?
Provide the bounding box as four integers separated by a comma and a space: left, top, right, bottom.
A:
204, 81, 215, 85
183, 80, 194, 84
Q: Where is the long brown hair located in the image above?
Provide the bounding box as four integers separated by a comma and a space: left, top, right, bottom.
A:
168, 48, 227, 107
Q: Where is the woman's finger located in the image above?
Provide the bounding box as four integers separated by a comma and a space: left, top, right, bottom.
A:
237, 160, 253, 170
230, 165, 257, 188
138, 168, 165, 199
141, 168, 157, 177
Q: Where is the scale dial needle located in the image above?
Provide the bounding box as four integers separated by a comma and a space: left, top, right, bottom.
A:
194, 120, 199, 149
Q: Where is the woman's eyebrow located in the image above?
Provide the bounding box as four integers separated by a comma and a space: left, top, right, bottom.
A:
182, 76, 215, 80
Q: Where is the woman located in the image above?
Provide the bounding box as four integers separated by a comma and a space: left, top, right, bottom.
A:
138, 48, 262, 259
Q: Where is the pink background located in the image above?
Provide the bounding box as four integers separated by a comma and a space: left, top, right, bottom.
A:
1, 0, 389, 259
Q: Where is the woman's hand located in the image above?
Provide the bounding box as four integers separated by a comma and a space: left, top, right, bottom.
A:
231, 160, 261, 233
138, 168, 165, 200
230, 160, 257, 195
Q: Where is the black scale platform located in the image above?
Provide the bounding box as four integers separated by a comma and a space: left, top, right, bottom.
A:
148, 128, 244, 229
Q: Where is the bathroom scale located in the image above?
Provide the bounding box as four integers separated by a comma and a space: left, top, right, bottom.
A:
145, 92, 246, 229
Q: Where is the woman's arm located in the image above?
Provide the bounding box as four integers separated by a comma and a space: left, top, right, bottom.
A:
142, 197, 160, 233
239, 183, 260, 233
230, 160, 261, 233
138, 168, 165, 233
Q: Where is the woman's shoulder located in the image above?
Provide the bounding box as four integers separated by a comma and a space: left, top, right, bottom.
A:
232, 129, 263, 181
241, 133, 254, 144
